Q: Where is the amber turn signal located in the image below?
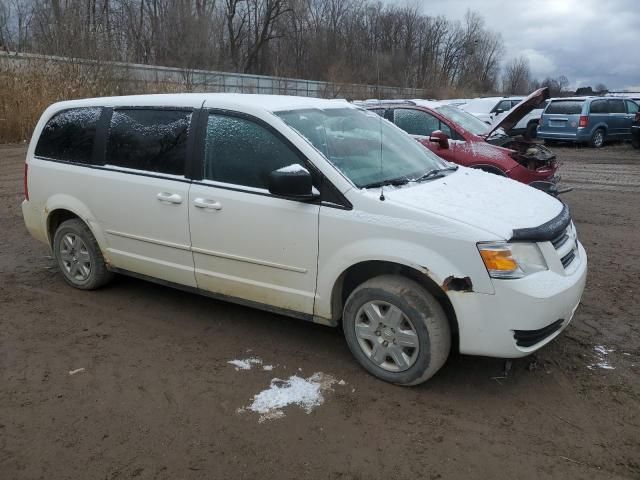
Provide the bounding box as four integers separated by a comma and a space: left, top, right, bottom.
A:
479, 248, 518, 272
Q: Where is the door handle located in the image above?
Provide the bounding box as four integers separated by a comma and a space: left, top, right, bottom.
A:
156, 192, 183, 204
193, 197, 223, 210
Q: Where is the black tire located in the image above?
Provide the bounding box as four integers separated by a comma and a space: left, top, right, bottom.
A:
525, 121, 538, 140
632, 135, 640, 149
590, 128, 605, 148
342, 275, 451, 386
53, 219, 113, 290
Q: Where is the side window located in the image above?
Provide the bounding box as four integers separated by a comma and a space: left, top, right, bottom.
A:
204, 114, 303, 189
35, 107, 101, 163
106, 109, 191, 176
627, 100, 639, 114
590, 100, 608, 114
394, 109, 439, 136
495, 100, 512, 112
439, 122, 453, 138
369, 108, 385, 117
608, 100, 626, 114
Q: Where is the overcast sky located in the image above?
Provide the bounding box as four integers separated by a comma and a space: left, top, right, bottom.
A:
399, 0, 640, 91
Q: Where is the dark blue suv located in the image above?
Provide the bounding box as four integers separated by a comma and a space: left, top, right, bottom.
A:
538, 97, 639, 147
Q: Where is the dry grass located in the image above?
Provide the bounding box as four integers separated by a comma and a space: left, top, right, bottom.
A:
0, 59, 189, 143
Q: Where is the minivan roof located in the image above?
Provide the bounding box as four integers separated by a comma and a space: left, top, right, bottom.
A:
45, 93, 352, 113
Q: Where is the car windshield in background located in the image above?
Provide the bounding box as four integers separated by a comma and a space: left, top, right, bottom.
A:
434, 105, 491, 136
276, 107, 446, 188
545, 100, 584, 115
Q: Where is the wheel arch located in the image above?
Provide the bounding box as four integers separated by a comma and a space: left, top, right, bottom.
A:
44, 194, 102, 247
330, 260, 459, 351
47, 208, 81, 246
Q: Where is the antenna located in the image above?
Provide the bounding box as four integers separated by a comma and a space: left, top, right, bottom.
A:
377, 50, 385, 201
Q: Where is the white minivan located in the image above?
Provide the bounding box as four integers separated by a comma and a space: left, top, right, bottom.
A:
22, 94, 587, 385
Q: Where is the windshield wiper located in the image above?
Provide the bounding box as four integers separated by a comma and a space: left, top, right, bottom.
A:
361, 176, 410, 189
413, 165, 459, 183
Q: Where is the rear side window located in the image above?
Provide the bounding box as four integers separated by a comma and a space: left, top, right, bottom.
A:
394, 109, 439, 136
590, 100, 609, 114
545, 101, 584, 115
204, 114, 302, 189
35, 107, 101, 163
494, 100, 512, 112
608, 99, 626, 114
627, 101, 639, 114
106, 109, 191, 176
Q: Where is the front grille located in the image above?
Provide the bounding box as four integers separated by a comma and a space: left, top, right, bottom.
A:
561, 250, 576, 268
552, 223, 577, 270
514, 319, 564, 347
551, 232, 569, 249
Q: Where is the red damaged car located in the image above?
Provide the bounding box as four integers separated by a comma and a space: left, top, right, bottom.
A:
363, 88, 560, 195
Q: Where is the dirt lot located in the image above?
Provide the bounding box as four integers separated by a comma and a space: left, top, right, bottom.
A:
1, 142, 639, 480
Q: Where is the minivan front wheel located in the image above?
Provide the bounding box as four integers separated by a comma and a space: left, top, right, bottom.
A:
590, 128, 605, 148
343, 275, 451, 386
53, 219, 113, 290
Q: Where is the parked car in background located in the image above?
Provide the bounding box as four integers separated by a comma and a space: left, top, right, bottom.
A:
23, 94, 588, 386
632, 108, 640, 149
437, 98, 470, 108
460, 96, 546, 139
459, 96, 512, 124
362, 88, 559, 194
538, 97, 639, 147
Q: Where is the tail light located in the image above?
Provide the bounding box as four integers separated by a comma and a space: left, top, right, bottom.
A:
24, 163, 29, 201
578, 116, 589, 128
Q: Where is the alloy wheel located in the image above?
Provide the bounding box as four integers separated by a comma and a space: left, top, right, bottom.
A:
59, 233, 92, 282
354, 300, 420, 372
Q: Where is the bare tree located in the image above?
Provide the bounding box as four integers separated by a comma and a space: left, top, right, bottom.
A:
5, 2, 510, 94
502, 55, 531, 95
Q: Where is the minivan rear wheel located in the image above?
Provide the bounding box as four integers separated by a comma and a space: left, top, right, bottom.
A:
342, 275, 451, 386
590, 128, 605, 148
53, 219, 113, 290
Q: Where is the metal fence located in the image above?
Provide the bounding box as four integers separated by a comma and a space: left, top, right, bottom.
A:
0, 51, 424, 100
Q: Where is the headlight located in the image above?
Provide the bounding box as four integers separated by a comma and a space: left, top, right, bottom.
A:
477, 242, 547, 279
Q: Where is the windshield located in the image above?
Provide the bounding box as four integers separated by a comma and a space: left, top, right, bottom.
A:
434, 105, 490, 136
276, 107, 446, 188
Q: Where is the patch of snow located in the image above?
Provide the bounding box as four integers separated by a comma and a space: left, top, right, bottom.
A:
228, 357, 263, 371
243, 373, 336, 422
338, 380, 346, 385
262, 365, 274, 371
587, 345, 615, 370
277, 164, 309, 174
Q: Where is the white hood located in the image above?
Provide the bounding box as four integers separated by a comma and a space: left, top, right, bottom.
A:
381, 167, 563, 240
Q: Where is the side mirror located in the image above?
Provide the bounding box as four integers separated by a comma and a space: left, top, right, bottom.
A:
495, 109, 504, 115
429, 130, 449, 149
268, 164, 320, 201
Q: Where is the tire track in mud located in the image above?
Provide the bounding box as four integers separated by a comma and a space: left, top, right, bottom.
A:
559, 162, 640, 193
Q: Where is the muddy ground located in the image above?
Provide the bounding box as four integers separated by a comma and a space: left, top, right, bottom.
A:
1, 142, 639, 480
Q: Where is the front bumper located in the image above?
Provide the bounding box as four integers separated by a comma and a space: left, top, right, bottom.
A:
451, 241, 587, 358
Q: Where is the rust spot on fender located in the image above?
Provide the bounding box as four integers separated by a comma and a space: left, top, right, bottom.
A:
442, 275, 473, 292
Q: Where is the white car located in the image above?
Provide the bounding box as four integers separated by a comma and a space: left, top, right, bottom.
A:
461, 96, 548, 138
22, 94, 587, 385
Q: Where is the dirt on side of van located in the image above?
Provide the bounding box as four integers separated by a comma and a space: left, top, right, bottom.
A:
1, 142, 639, 480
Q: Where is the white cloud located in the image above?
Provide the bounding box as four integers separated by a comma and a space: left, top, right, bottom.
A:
396, 0, 640, 89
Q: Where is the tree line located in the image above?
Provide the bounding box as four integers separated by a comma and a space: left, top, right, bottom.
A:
2, 0, 604, 97
1, 0, 508, 95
